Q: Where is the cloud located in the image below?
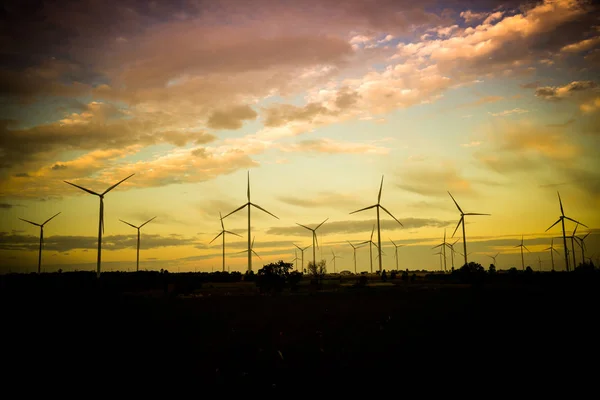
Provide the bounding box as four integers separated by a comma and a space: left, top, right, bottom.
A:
459, 10, 489, 23
263, 103, 335, 127
489, 108, 529, 117
580, 97, 600, 113
535, 80, 597, 101
277, 138, 390, 155
520, 81, 541, 89
0, 232, 201, 252
206, 105, 258, 130
396, 162, 483, 197
461, 141, 481, 147
1, 203, 15, 209
266, 218, 454, 236
277, 191, 362, 209
560, 36, 600, 53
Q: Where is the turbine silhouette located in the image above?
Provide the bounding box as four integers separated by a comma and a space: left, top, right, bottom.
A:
297, 218, 328, 269
293, 243, 311, 274
119, 216, 156, 272
209, 212, 242, 272
389, 238, 404, 271
357, 225, 379, 273
346, 241, 365, 274
544, 238, 560, 271
19, 212, 61, 274
545, 192, 586, 272
448, 191, 490, 268
222, 171, 279, 272
350, 176, 402, 273
515, 236, 530, 271
64, 174, 134, 278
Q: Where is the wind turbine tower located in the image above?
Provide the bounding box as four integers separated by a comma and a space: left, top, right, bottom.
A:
222, 171, 279, 272
19, 212, 61, 274
515, 236, 530, 271
545, 192, 586, 272
294, 243, 311, 274
64, 174, 134, 278
448, 191, 490, 268
209, 212, 242, 272
389, 238, 404, 271
119, 216, 156, 272
350, 175, 403, 273
297, 218, 328, 270
545, 238, 560, 271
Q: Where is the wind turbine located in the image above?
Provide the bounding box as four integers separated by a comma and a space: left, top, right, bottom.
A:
574, 228, 590, 267
18, 212, 61, 274
389, 239, 404, 271
346, 241, 365, 274
296, 218, 328, 269
331, 250, 342, 273
209, 212, 242, 272
448, 191, 490, 268
432, 229, 449, 272
487, 253, 500, 269
537, 255, 543, 272
446, 239, 459, 270
357, 225, 379, 273
64, 174, 134, 278
350, 175, 403, 273
545, 191, 587, 272
515, 236, 530, 271
222, 171, 279, 272
293, 243, 311, 274
119, 216, 156, 272
545, 238, 560, 271
291, 249, 300, 271
237, 236, 261, 260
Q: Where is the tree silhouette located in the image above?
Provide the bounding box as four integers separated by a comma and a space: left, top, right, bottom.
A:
256, 260, 293, 294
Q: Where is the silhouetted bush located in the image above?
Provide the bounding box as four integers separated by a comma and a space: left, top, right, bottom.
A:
402, 271, 409, 282
256, 260, 294, 294
489, 264, 496, 274
381, 270, 388, 282
390, 270, 397, 280
453, 262, 485, 284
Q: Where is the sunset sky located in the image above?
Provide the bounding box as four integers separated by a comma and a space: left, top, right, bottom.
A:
1, 0, 599, 274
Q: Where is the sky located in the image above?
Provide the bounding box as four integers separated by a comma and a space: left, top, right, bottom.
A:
1, 0, 599, 274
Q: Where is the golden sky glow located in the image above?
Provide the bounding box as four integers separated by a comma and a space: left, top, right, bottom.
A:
1, 0, 599, 273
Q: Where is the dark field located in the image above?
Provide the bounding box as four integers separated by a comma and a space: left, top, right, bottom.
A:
3, 272, 599, 392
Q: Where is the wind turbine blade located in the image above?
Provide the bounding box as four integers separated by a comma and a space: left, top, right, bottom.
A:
64, 181, 100, 196
314, 232, 319, 249
380, 205, 403, 226
432, 244, 443, 249
378, 175, 384, 203
140, 216, 156, 228
557, 191, 564, 216
389, 238, 397, 247
209, 231, 224, 244
350, 205, 377, 214
219, 212, 224, 230
347, 240, 356, 249
224, 230, 242, 238
552, 248, 560, 255
545, 218, 562, 232
42, 212, 61, 226
302, 245, 311, 251
252, 250, 262, 260
464, 213, 491, 216
451, 217, 463, 238
294, 243, 303, 251
222, 203, 248, 219
582, 232, 590, 240
357, 241, 369, 246
564, 217, 587, 228
447, 191, 463, 214
524, 245, 530, 252
297, 223, 312, 231
370, 225, 375, 241
315, 218, 329, 230
119, 219, 138, 229
19, 218, 40, 227
251, 203, 279, 219
572, 224, 578, 236
251, 236, 255, 249
495, 253, 499, 258
102, 173, 135, 195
